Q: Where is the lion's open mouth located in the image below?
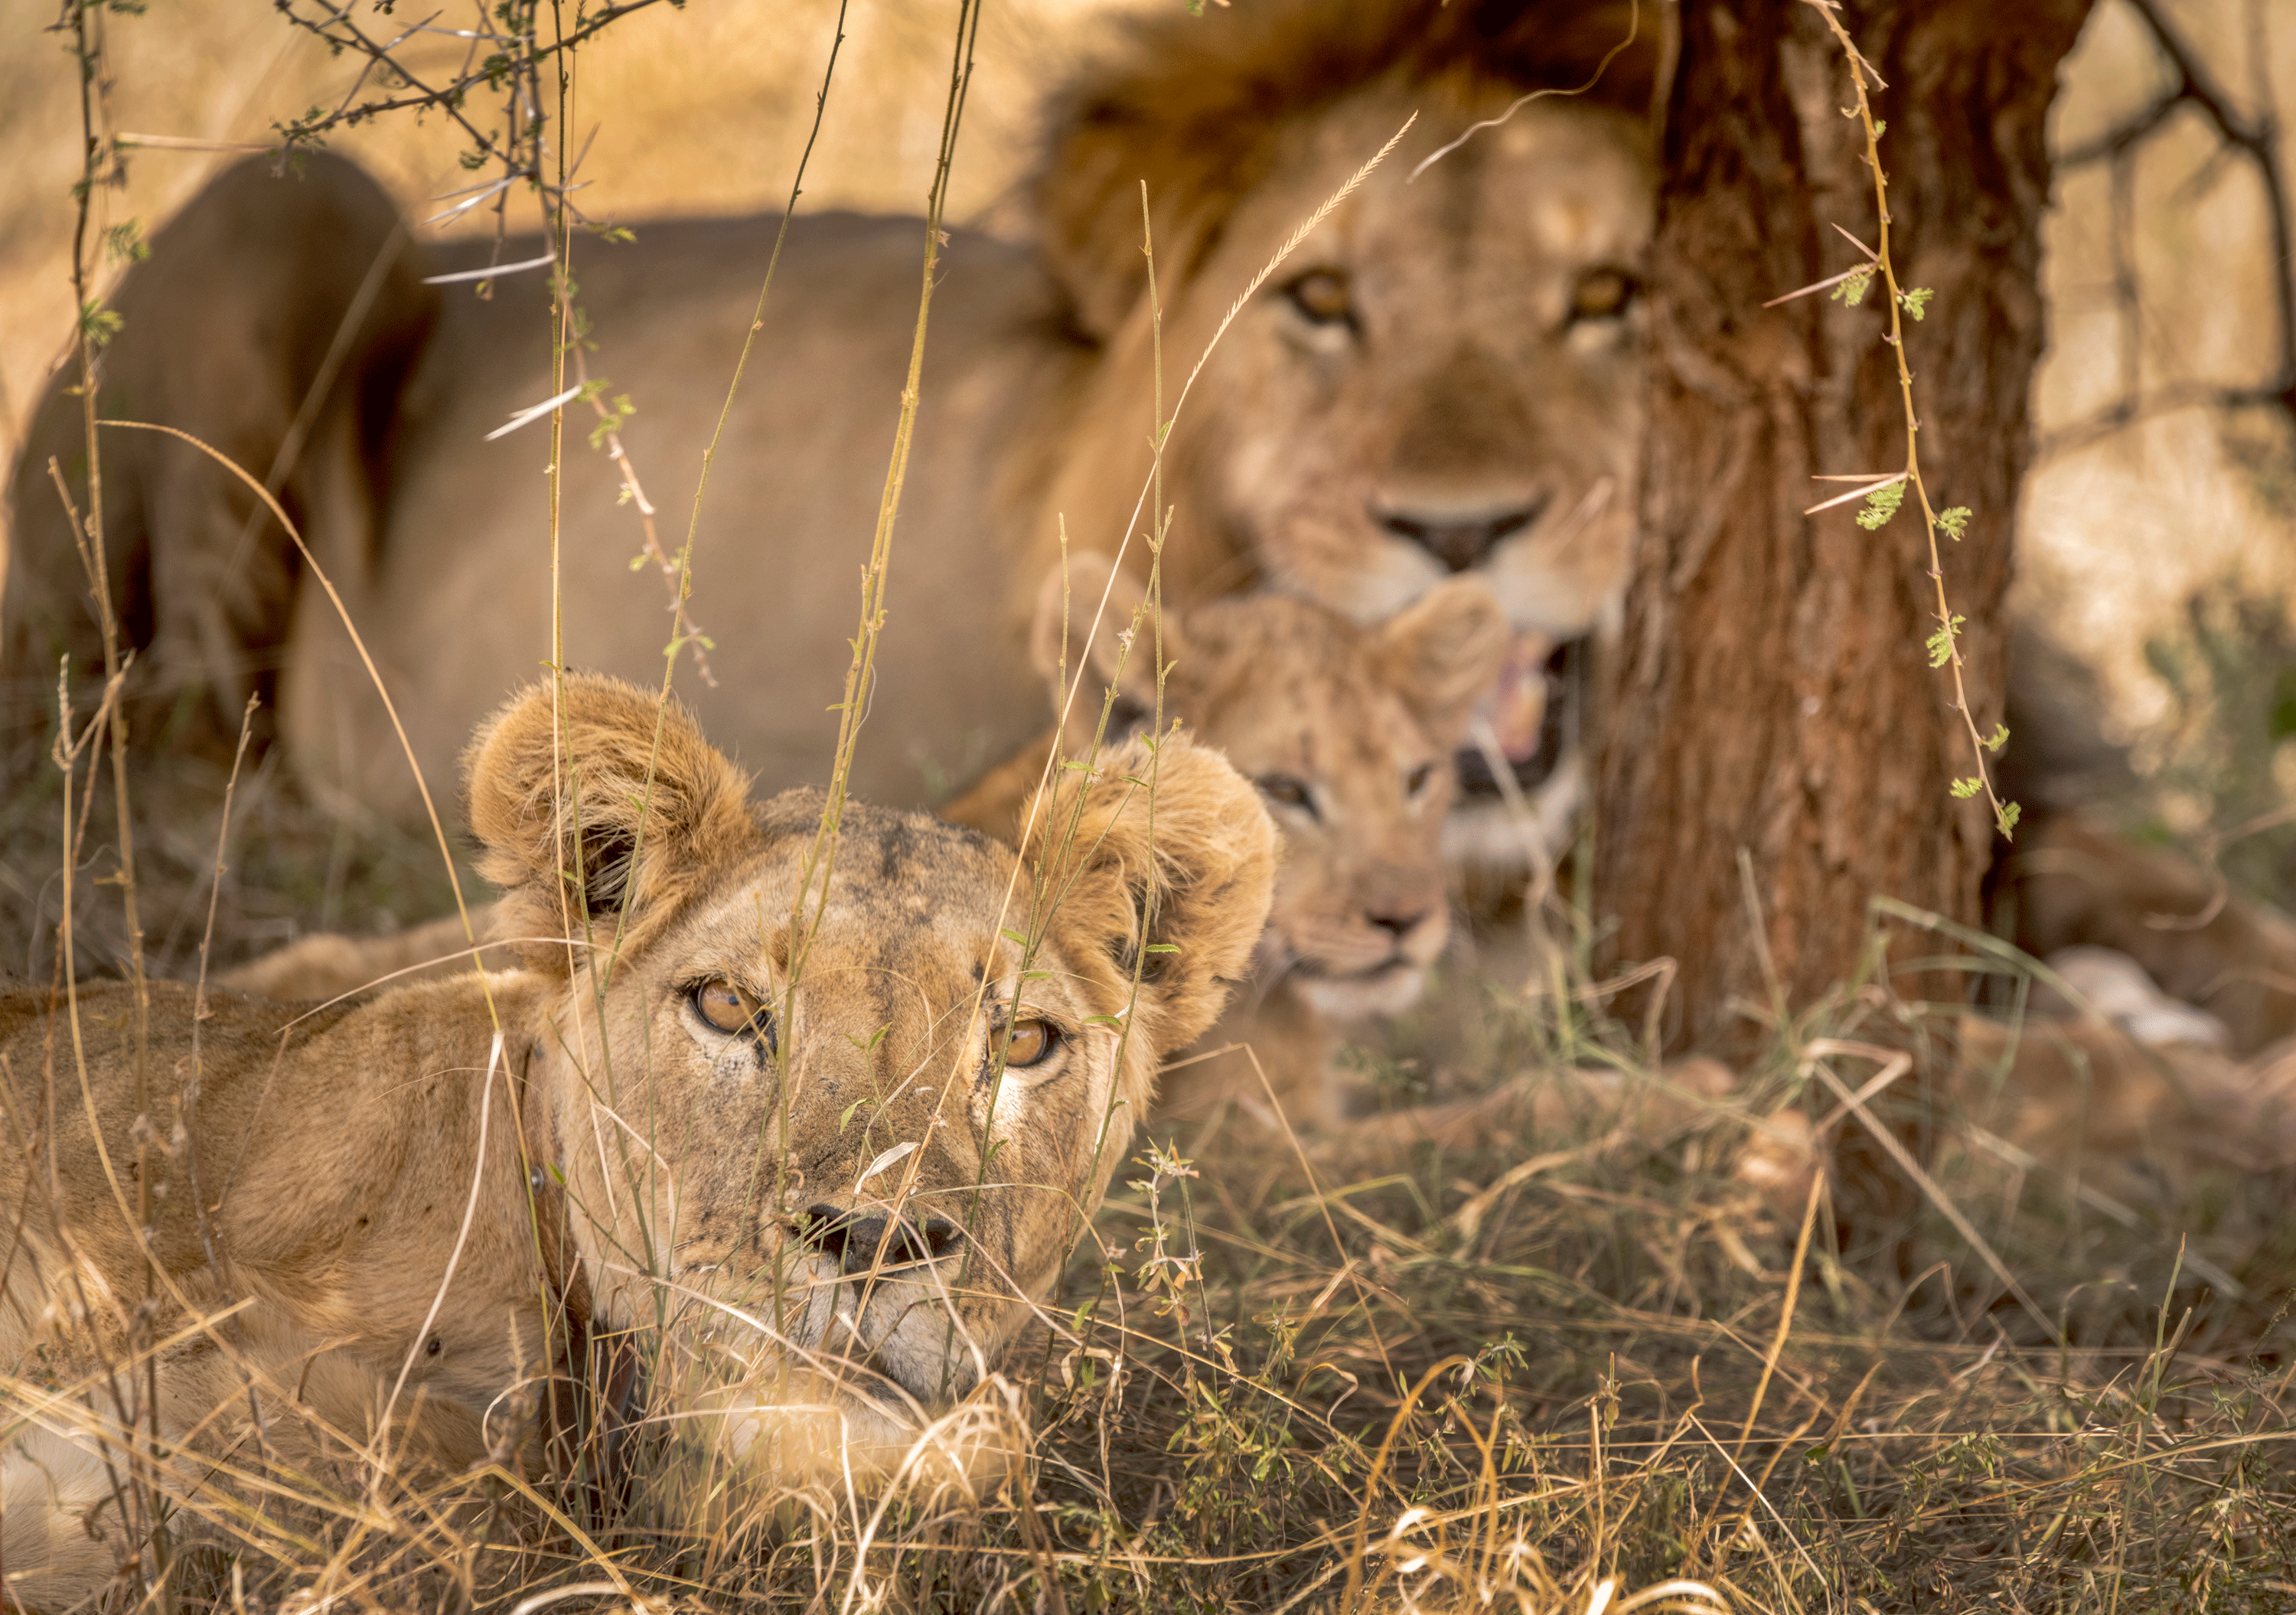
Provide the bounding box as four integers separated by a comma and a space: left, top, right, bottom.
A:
1457, 634, 1587, 800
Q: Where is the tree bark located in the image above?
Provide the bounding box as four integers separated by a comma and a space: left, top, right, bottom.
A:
1597, 1, 2093, 1051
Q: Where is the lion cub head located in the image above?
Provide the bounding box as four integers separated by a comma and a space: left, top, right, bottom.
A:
1033, 560, 1509, 1020
471, 674, 1274, 1475
950, 558, 1505, 1124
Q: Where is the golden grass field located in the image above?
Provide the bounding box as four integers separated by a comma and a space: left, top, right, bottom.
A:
4, 3, 2296, 1611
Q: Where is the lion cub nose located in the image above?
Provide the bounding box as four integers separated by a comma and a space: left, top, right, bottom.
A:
1367, 905, 1437, 941
1375, 499, 1547, 573
804, 1203, 964, 1274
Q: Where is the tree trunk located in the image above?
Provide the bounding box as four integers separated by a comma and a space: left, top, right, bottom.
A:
1597, 1, 2092, 1051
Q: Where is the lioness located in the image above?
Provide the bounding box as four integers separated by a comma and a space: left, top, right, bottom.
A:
6, 1, 1654, 838
945, 557, 1511, 1127
0, 676, 1274, 1607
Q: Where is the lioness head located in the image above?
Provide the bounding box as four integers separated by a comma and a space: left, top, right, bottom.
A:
471, 675, 1275, 1476
1029, 556, 1507, 1023
1032, 0, 1655, 798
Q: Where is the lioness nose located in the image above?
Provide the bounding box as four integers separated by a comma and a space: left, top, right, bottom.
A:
1376, 501, 1546, 573
804, 1203, 964, 1274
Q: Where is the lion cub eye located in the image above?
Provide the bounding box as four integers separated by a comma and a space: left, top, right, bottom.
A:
1568, 266, 1637, 323
1283, 268, 1355, 328
1002, 1018, 1059, 1069
1255, 773, 1320, 821
692, 979, 775, 1050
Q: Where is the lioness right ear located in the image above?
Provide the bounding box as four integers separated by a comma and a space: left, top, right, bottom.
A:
1022, 732, 1276, 1112
1031, 554, 1181, 750
465, 674, 759, 970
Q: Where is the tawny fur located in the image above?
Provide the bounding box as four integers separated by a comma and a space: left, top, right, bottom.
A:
8, 4, 1655, 830
944, 556, 1509, 1128
0, 675, 1272, 1610
2003, 811, 2296, 1055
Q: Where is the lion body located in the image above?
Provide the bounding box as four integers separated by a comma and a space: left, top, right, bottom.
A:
7, 2, 1654, 830
0, 676, 1272, 1609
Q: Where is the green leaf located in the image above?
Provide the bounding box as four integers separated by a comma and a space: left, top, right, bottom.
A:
1857, 480, 1906, 530
77, 299, 123, 350
1142, 943, 1180, 954
1949, 777, 1982, 799
103, 220, 148, 266
1983, 722, 2010, 753
1936, 506, 1973, 540
1925, 615, 1965, 669
1999, 801, 2023, 837
1899, 285, 1934, 320
1831, 266, 1877, 308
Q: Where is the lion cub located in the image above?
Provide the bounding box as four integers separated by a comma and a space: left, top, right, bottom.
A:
944, 556, 1509, 1130
0, 676, 1272, 1609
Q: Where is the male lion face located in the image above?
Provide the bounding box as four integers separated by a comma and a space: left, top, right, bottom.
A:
1149, 96, 1654, 787
1193, 98, 1652, 621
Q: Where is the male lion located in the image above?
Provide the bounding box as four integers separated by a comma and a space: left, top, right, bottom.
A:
945, 556, 1511, 1128
0, 675, 1274, 1607
5, 0, 1653, 843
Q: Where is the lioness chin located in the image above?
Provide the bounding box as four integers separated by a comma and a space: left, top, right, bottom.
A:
0, 675, 1273, 1610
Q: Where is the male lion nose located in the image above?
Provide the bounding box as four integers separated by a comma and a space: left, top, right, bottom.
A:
803, 1202, 964, 1275
1375, 500, 1547, 573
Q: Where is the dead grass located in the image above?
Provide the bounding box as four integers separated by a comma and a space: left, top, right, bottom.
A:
6, 4, 2296, 1611
10, 693, 2294, 1614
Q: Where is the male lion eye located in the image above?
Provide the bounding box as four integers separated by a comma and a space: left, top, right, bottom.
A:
1283, 269, 1355, 328
1256, 774, 1319, 819
693, 979, 775, 1049
1003, 1018, 1058, 1069
1569, 267, 1636, 323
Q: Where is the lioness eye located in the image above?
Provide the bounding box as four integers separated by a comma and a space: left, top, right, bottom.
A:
1406, 762, 1438, 796
1003, 1018, 1058, 1069
1284, 268, 1355, 328
1257, 774, 1319, 820
1569, 267, 1636, 323
693, 979, 774, 1049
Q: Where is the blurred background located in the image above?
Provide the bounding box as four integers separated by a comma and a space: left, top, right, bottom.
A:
4, 0, 2294, 895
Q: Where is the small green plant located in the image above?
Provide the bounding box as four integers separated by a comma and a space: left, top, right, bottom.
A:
1799, 2, 2020, 841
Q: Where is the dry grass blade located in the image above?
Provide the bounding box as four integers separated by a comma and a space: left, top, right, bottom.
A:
92, 419, 497, 1020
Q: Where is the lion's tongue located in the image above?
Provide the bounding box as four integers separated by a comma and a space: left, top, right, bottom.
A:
1476, 634, 1555, 764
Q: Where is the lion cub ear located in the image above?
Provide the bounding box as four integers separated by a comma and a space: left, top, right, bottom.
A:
1377, 579, 1515, 749
1030, 554, 1185, 751
464, 674, 759, 970
1022, 732, 1276, 1074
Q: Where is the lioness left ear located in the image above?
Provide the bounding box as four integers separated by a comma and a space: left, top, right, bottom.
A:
1022, 732, 1276, 1078
1378, 579, 1514, 749
464, 674, 759, 969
